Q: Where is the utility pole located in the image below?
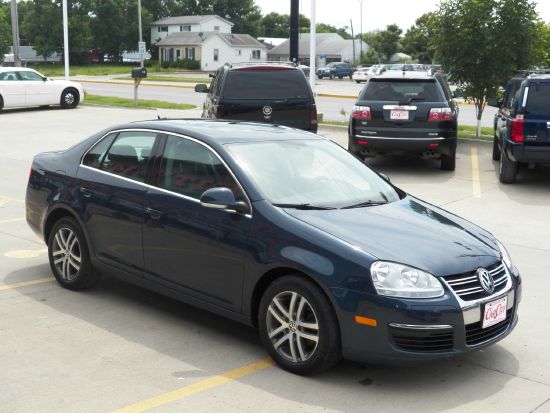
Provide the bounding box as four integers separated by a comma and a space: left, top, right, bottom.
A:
358, 0, 364, 64
309, 0, 316, 93
289, 0, 299, 63
350, 19, 355, 66
10, 0, 21, 67
135, 0, 145, 108
62, 0, 69, 80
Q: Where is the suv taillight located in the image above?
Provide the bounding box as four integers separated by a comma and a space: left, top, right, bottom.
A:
352, 106, 371, 120
429, 108, 452, 121
213, 104, 224, 118
511, 116, 524, 143
310, 103, 318, 127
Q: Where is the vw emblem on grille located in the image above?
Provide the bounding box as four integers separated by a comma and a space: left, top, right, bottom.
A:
477, 268, 495, 294
262, 105, 273, 116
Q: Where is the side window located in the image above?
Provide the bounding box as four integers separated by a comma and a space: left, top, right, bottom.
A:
158, 135, 243, 200
19, 71, 44, 81
82, 133, 117, 169
101, 131, 157, 182
0, 71, 19, 81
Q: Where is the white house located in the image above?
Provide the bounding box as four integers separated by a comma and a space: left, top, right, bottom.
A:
268, 33, 368, 67
150, 15, 233, 45
157, 32, 267, 70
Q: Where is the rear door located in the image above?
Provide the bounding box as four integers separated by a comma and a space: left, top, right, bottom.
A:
0, 71, 26, 107
521, 80, 550, 145
220, 68, 314, 130
354, 78, 451, 139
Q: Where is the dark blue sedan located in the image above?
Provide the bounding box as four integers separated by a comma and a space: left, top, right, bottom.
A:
26, 120, 521, 374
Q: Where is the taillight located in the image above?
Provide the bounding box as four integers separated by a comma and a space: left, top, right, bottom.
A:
213, 104, 224, 118
511, 117, 524, 143
352, 106, 371, 120
310, 103, 318, 126
429, 108, 452, 121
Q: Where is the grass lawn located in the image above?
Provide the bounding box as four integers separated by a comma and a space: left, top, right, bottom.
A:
31, 64, 186, 77
116, 75, 211, 83
319, 121, 493, 141
84, 94, 196, 110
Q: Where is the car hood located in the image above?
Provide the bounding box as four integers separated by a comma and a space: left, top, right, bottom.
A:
284, 197, 500, 276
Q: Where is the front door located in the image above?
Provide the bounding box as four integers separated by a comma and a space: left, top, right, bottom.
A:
143, 134, 251, 311
18, 70, 57, 105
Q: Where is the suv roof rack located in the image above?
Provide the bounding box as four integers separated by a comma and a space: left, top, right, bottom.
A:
230, 61, 298, 68
517, 69, 550, 77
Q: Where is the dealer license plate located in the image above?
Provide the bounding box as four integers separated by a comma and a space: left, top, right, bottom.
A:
390, 110, 408, 120
482, 296, 507, 329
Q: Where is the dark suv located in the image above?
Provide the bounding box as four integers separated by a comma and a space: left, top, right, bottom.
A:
194, 62, 318, 132
488, 71, 550, 183
348, 72, 458, 170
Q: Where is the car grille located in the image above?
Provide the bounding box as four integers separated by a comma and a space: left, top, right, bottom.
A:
390, 327, 454, 352
465, 309, 513, 346
443, 263, 508, 301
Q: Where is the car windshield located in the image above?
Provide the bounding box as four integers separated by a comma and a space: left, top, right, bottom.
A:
525, 83, 550, 116
223, 70, 310, 100
225, 139, 401, 208
360, 79, 443, 102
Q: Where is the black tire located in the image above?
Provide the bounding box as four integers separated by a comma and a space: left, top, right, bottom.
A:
492, 135, 501, 161
329, 74, 334, 80
440, 147, 456, 171
0, 94, 3, 111
258, 275, 341, 375
349, 75, 353, 80
60, 88, 80, 109
355, 80, 360, 83
317, 75, 323, 79
499, 143, 517, 184
47, 217, 99, 290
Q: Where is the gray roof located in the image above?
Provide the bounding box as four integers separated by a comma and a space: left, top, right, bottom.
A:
269, 33, 366, 57
151, 15, 234, 27
157, 32, 266, 49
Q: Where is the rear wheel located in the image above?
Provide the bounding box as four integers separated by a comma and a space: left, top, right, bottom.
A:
355, 80, 360, 83
492, 135, 501, 161
258, 276, 341, 375
440, 147, 456, 171
329, 74, 334, 80
48, 217, 99, 290
0, 95, 3, 111
60, 88, 80, 109
499, 143, 517, 183
338, 75, 343, 79
317, 75, 323, 79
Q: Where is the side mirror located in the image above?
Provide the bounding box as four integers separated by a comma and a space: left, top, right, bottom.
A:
200, 187, 249, 214
195, 83, 208, 93
487, 97, 500, 108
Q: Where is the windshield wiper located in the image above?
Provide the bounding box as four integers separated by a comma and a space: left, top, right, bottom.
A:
341, 200, 388, 209
272, 203, 336, 210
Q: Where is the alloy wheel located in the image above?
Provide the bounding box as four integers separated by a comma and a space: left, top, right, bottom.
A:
51, 227, 81, 281
64, 92, 75, 106
266, 291, 319, 363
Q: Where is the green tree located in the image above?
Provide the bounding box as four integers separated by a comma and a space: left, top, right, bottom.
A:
0, 4, 11, 61
316, 22, 351, 39
376, 24, 402, 62
260, 12, 310, 37
402, 12, 440, 64
21, 0, 62, 60
438, 0, 541, 135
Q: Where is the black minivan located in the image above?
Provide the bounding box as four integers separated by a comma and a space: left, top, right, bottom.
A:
195, 62, 318, 132
348, 72, 458, 170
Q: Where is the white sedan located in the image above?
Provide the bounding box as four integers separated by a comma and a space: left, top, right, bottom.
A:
0, 67, 84, 111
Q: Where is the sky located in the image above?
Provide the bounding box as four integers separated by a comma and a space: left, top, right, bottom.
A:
255, 0, 550, 33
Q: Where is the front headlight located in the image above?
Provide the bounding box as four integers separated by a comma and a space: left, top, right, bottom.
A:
497, 240, 517, 276
370, 261, 444, 299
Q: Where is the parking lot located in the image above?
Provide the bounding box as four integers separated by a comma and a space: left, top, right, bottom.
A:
1, 106, 549, 412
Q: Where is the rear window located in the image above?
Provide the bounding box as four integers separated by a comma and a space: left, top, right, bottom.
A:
360, 79, 443, 102
525, 83, 550, 116
222, 70, 310, 100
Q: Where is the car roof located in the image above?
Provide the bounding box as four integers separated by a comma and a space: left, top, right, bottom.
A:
372, 71, 434, 80
0, 67, 36, 73
227, 62, 300, 71
110, 119, 326, 146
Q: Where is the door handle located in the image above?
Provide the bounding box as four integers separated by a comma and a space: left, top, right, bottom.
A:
145, 207, 162, 220
79, 187, 93, 198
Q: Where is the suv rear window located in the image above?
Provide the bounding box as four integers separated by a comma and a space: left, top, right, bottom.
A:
525, 83, 550, 116
223, 70, 310, 100
360, 79, 443, 102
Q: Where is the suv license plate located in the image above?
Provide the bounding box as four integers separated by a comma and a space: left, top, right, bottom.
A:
390, 110, 408, 120
482, 296, 507, 329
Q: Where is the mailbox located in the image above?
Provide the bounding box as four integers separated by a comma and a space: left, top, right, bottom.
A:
131, 67, 147, 79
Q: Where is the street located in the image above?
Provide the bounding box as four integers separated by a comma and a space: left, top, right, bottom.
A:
0, 106, 548, 412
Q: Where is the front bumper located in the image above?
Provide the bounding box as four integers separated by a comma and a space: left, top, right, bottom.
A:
349, 135, 457, 157
335, 272, 521, 364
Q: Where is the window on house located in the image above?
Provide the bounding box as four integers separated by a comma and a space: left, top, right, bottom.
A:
214, 49, 219, 62
236, 49, 241, 56
252, 50, 261, 60
176, 49, 181, 60
185, 47, 195, 60
180, 25, 191, 32
214, 26, 220, 31
159, 26, 168, 32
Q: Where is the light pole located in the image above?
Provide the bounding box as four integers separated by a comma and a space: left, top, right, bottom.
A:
10, 0, 21, 67
358, 0, 363, 64
62, 0, 69, 80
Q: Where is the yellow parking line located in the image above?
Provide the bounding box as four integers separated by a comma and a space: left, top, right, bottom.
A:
0, 217, 26, 225
471, 146, 481, 198
112, 358, 274, 413
0, 277, 54, 292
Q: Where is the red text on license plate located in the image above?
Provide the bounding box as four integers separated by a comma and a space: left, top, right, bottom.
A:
482, 296, 507, 329
390, 110, 408, 120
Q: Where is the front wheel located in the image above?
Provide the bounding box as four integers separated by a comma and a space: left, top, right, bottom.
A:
60, 88, 80, 109
317, 75, 323, 79
258, 276, 341, 375
48, 217, 99, 290
329, 74, 334, 80
0, 95, 4, 111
